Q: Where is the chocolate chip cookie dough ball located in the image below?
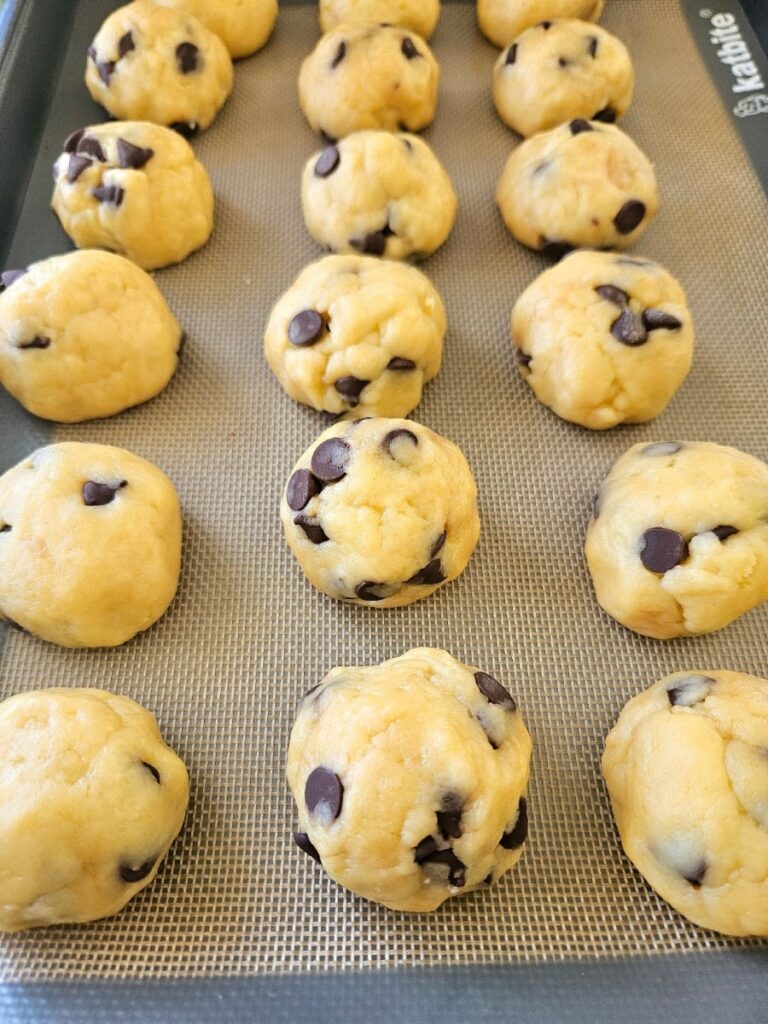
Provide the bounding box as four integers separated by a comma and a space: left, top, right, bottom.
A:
320, 0, 441, 39
302, 132, 457, 260
493, 19, 633, 136
299, 24, 439, 139
287, 648, 532, 912
0, 442, 182, 647
281, 419, 480, 607
512, 251, 693, 429
85, 0, 233, 133
478, 0, 604, 48
264, 255, 445, 419
0, 688, 188, 932
497, 120, 659, 255
0, 251, 182, 422
154, 0, 277, 59
603, 670, 768, 936
585, 442, 768, 639
51, 121, 214, 270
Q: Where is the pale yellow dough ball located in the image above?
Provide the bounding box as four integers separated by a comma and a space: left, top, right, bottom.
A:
478, 0, 605, 48
0, 442, 182, 648
0, 688, 189, 932
154, 0, 278, 58
281, 418, 480, 608
0, 251, 182, 422
320, 0, 440, 38
85, 0, 233, 132
51, 121, 214, 271
603, 670, 768, 936
264, 255, 445, 419
287, 648, 532, 912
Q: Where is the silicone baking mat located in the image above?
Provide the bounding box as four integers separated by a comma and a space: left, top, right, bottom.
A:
1, 0, 767, 989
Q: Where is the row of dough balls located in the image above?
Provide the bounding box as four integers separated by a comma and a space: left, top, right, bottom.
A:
3, 656, 766, 938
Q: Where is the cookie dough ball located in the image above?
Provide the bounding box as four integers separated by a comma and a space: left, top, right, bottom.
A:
264, 255, 445, 419
51, 121, 214, 270
0, 688, 188, 932
319, 0, 440, 39
585, 442, 768, 639
511, 251, 693, 430
478, 0, 604, 48
0, 442, 182, 647
302, 132, 457, 261
299, 24, 439, 139
287, 648, 532, 912
497, 120, 659, 255
493, 19, 633, 136
154, 0, 277, 58
281, 419, 480, 607
0, 251, 182, 422
603, 670, 768, 936
85, 0, 233, 133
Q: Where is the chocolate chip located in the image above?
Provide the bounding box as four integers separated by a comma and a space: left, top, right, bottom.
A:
643, 442, 683, 457
569, 119, 594, 135
516, 349, 532, 368
331, 41, 346, 69
683, 861, 707, 888
437, 794, 463, 840
117, 138, 154, 169
640, 527, 687, 573
712, 525, 738, 541
642, 308, 683, 332
382, 428, 418, 456
430, 530, 447, 558
613, 200, 646, 235
500, 797, 528, 850
355, 581, 388, 601
505, 43, 517, 65
0, 524, 11, 533
141, 761, 161, 783
402, 37, 421, 59
595, 284, 629, 306
387, 357, 416, 371
118, 31, 135, 58
97, 61, 116, 85
311, 438, 350, 483
475, 672, 517, 712
419, 848, 466, 887
92, 185, 124, 206
119, 858, 155, 883
294, 515, 329, 544
176, 42, 200, 74
287, 469, 322, 511
18, 336, 51, 350
539, 20, 552, 29
558, 57, 571, 68
335, 376, 368, 400
588, 35, 599, 57
593, 106, 616, 123
305, 767, 343, 819
414, 835, 438, 863
78, 135, 105, 161
666, 675, 715, 707
289, 309, 325, 346
540, 239, 574, 260
407, 560, 446, 586
0, 269, 27, 291
170, 122, 199, 138
82, 480, 126, 506
63, 128, 85, 153
294, 832, 321, 864
350, 230, 388, 256
66, 154, 92, 183
314, 145, 340, 178
611, 309, 648, 346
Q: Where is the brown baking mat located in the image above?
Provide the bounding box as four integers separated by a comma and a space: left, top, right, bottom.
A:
1, 0, 767, 982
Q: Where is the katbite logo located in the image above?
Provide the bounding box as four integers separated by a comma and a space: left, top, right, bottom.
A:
699, 8, 767, 116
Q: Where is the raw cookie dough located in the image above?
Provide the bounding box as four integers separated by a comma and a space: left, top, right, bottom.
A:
511, 250, 693, 429
493, 19, 633, 136
603, 670, 768, 937
85, 0, 233, 133
51, 121, 214, 270
0, 687, 189, 932
496, 120, 659, 255
0, 442, 182, 648
264, 255, 445, 419
299, 23, 439, 139
319, 0, 441, 39
478, 0, 604, 48
0, 250, 182, 422
585, 442, 768, 639
287, 648, 532, 912
281, 419, 480, 607
302, 132, 458, 261
154, 0, 277, 59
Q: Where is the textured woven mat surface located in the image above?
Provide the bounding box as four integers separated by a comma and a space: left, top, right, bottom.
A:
1, 0, 767, 982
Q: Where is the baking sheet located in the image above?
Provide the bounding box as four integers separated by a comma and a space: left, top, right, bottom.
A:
1, 0, 768, 987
